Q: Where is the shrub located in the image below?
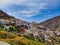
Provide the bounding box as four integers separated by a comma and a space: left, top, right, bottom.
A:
0, 24, 4, 28
9, 42, 15, 45
21, 43, 26, 45
23, 35, 35, 41
8, 26, 16, 32
0, 31, 16, 39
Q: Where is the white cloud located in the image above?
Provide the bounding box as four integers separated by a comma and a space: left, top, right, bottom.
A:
0, 0, 47, 18
7, 10, 39, 17
0, 0, 60, 17
0, 0, 27, 8
18, 2, 47, 17
0, 0, 12, 7
21, 15, 36, 17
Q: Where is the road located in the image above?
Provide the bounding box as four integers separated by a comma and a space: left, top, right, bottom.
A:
0, 41, 10, 45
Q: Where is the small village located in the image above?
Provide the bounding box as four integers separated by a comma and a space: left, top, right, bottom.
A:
0, 18, 60, 45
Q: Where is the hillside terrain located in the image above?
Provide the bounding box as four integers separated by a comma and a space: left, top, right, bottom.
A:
0, 10, 15, 20
0, 10, 44, 45
0, 10, 60, 45
40, 16, 60, 31
0, 28, 43, 45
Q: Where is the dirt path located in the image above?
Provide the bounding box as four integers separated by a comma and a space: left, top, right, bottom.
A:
0, 41, 10, 45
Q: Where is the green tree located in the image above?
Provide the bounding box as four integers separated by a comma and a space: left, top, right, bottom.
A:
8, 26, 16, 33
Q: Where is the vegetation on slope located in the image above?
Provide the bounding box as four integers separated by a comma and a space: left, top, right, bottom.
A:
0, 27, 44, 45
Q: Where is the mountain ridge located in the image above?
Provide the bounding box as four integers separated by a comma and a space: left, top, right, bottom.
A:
0, 10, 60, 45
0, 10, 15, 20
40, 15, 60, 31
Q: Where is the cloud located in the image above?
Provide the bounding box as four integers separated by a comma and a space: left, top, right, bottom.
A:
0, 0, 60, 18
0, 0, 60, 9
7, 10, 39, 17
20, 15, 36, 17
0, 0, 12, 7
0, 0, 48, 17
0, 0, 28, 8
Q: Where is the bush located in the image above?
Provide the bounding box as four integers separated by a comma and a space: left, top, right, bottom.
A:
9, 42, 15, 45
23, 35, 35, 41
9, 26, 16, 32
21, 43, 26, 45
0, 24, 4, 28
0, 31, 16, 39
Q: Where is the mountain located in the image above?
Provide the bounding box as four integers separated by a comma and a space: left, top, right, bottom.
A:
0, 10, 60, 45
0, 10, 15, 20
0, 10, 44, 45
40, 16, 60, 31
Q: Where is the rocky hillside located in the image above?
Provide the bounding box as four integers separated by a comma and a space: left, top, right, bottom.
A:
0, 10, 44, 45
0, 10, 60, 45
40, 16, 60, 31
0, 10, 15, 20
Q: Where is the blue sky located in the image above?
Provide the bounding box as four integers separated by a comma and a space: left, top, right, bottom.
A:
0, 0, 60, 23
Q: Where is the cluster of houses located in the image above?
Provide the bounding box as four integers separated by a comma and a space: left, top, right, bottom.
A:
0, 19, 60, 41
0, 19, 38, 31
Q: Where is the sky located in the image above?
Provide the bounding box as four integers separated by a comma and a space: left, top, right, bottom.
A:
0, 0, 60, 23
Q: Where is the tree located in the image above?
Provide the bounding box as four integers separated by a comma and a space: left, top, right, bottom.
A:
8, 26, 16, 33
